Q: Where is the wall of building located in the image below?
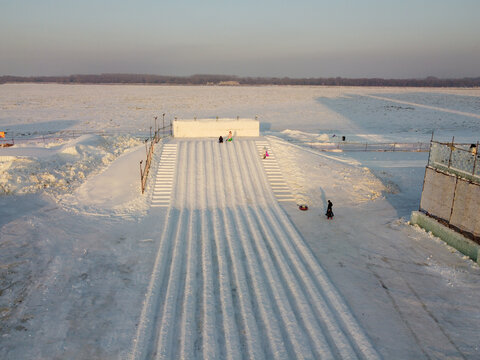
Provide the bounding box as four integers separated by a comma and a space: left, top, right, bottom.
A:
173, 118, 259, 138
420, 166, 480, 242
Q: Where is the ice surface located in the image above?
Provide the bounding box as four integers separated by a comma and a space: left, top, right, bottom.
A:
1, 84, 479, 359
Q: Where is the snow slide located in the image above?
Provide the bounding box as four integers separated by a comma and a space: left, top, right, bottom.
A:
131, 138, 380, 359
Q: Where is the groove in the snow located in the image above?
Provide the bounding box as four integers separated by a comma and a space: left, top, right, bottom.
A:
132, 138, 380, 360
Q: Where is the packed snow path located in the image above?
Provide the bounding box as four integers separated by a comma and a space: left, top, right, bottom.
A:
130, 138, 380, 360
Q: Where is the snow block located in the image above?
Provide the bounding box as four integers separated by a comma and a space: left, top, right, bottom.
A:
173, 118, 259, 138
420, 167, 456, 221
449, 180, 480, 238
410, 211, 480, 264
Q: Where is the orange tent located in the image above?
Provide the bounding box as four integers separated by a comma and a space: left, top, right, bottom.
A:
0, 131, 5, 138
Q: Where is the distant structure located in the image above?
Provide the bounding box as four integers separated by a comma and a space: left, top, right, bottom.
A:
172, 118, 259, 138
411, 137, 480, 263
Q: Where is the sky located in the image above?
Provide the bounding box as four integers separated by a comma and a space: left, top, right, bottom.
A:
1, 0, 479, 78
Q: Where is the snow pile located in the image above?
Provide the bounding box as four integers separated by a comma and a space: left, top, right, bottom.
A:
0, 134, 142, 196
281, 129, 331, 143
270, 137, 384, 207
60, 142, 151, 217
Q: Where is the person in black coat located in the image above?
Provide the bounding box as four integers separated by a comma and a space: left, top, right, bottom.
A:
219, 135, 223, 143
326, 200, 334, 219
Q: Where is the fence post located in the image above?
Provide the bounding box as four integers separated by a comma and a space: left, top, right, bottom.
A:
448, 136, 455, 168
365, 142, 368, 151
473, 141, 479, 176
140, 160, 144, 193
393, 143, 396, 152
426, 136, 435, 167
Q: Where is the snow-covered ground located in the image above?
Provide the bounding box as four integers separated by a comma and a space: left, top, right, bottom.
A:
1, 84, 480, 359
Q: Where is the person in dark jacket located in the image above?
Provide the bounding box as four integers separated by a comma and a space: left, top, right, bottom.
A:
219, 135, 223, 143
326, 200, 334, 219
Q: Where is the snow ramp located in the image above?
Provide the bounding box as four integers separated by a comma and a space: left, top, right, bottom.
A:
130, 138, 380, 360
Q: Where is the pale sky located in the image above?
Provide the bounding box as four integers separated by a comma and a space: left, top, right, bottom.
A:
1, 0, 479, 78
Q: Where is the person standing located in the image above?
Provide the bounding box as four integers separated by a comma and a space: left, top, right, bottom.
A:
326, 200, 334, 219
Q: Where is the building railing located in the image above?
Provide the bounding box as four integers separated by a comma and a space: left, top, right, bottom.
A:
428, 140, 479, 183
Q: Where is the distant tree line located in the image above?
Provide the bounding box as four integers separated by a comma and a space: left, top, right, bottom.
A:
1, 73, 480, 87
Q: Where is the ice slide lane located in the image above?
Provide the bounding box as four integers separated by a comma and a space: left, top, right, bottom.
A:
130, 139, 381, 360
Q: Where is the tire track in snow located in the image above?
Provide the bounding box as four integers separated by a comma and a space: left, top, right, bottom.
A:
130, 138, 381, 360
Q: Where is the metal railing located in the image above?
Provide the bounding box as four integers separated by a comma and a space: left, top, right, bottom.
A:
428, 140, 480, 182
428, 139, 479, 183
305, 141, 429, 152
139, 121, 173, 194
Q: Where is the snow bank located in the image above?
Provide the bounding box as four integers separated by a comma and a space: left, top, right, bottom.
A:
61, 143, 149, 216
0, 134, 142, 196
269, 136, 385, 207
281, 129, 331, 142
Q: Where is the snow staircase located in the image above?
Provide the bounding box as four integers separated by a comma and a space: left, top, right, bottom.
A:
151, 143, 177, 207
256, 140, 296, 202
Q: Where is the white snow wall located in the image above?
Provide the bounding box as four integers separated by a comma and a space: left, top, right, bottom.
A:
173, 118, 259, 138
420, 166, 480, 241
